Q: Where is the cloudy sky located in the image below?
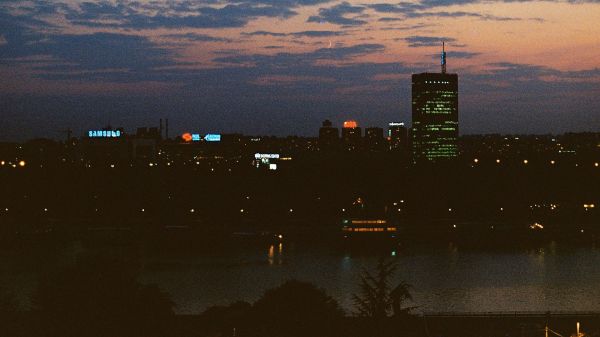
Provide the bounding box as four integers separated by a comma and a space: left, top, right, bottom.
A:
1, 0, 599, 140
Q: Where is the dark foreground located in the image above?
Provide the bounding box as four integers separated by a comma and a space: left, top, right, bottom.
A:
3, 311, 599, 337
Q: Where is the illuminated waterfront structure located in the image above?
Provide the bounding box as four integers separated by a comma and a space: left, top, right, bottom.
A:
411, 43, 458, 162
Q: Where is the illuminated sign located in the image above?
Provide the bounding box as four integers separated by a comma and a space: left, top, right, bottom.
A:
389, 122, 405, 127
343, 120, 358, 128
88, 130, 121, 138
254, 153, 280, 159
204, 134, 221, 142
182, 133, 193, 142
191, 134, 201, 141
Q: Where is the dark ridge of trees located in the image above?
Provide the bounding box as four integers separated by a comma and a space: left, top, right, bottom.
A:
251, 280, 345, 337
33, 253, 174, 337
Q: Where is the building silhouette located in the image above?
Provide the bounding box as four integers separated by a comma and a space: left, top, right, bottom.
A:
388, 122, 408, 151
341, 120, 361, 151
318, 119, 339, 150
411, 43, 458, 162
365, 127, 384, 151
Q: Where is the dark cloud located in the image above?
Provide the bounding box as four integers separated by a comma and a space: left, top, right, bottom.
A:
214, 44, 385, 66
402, 36, 457, 47
244, 30, 345, 38
307, 2, 367, 26
242, 31, 288, 37
162, 33, 231, 42
429, 51, 481, 59
367, 2, 539, 21
66, 2, 297, 29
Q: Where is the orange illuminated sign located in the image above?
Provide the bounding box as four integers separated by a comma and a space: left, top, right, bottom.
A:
343, 120, 358, 128
182, 133, 193, 142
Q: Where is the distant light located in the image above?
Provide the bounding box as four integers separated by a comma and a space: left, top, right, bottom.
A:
448, 208, 452, 212
141, 208, 145, 212
473, 158, 479, 163
110, 164, 115, 168
453, 224, 457, 228
529, 222, 544, 230
149, 163, 154, 167
342, 208, 346, 212
581, 229, 585, 233
523, 159, 528, 164
278, 234, 283, 239
550, 160, 556, 165
289, 208, 293, 213
18, 160, 26, 167
595, 163, 599, 167
191, 133, 201, 141
496, 159, 501, 164
190, 209, 195, 213
182, 133, 193, 142
43, 208, 48, 212
391, 251, 397, 257
0, 161, 4, 166
240, 208, 244, 213
343, 120, 358, 128
500, 207, 504, 211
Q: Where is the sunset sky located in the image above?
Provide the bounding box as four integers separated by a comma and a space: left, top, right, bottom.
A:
1, 0, 599, 140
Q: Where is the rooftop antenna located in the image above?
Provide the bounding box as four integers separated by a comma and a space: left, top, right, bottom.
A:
441, 41, 447, 74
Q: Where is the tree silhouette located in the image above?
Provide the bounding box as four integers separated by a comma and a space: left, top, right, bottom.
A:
352, 257, 414, 318
251, 280, 344, 337
33, 253, 174, 337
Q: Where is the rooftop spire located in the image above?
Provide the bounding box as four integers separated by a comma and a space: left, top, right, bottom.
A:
441, 41, 447, 74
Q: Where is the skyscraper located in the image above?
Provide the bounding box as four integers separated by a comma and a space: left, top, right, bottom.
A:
411, 43, 458, 163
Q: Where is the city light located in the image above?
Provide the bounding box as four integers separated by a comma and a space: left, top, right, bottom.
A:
496, 159, 501, 163
473, 158, 478, 163
343, 120, 358, 128
182, 133, 193, 142
523, 159, 528, 164
18, 160, 25, 167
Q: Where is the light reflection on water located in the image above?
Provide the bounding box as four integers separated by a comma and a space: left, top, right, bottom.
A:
134, 241, 600, 314
2, 241, 600, 314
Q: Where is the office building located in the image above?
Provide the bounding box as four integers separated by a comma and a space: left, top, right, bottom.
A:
411, 43, 458, 162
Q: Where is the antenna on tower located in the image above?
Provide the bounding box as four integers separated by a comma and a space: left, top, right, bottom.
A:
441, 41, 447, 74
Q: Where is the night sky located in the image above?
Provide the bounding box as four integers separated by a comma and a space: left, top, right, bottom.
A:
1, 0, 599, 141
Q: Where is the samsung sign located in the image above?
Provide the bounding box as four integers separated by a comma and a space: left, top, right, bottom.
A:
89, 130, 121, 138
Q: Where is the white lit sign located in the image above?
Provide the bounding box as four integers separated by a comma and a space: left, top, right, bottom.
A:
389, 122, 405, 127
88, 130, 121, 138
254, 153, 280, 159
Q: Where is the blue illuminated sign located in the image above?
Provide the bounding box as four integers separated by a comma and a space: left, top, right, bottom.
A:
88, 130, 121, 138
191, 134, 201, 141
204, 134, 221, 142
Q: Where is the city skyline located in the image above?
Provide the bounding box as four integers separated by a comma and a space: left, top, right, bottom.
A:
1, 0, 600, 141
